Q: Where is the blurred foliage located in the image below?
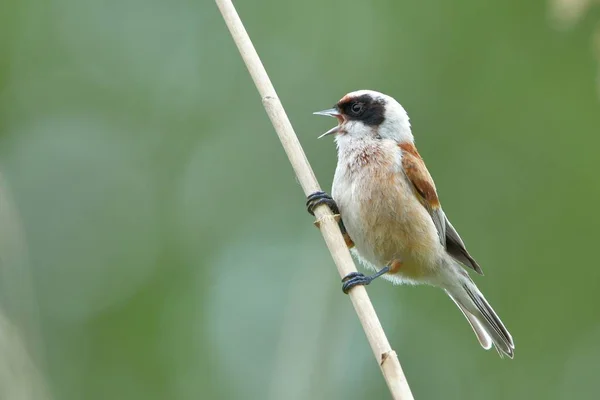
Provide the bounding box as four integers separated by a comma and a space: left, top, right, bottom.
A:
0, 0, 599, 399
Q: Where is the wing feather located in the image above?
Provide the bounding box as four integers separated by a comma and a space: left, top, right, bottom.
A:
399, 143, 483, 275
445, 217, 483, 274
399, 143, 445, 242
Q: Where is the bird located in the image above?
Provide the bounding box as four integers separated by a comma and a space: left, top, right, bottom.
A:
306, 90, 514, 358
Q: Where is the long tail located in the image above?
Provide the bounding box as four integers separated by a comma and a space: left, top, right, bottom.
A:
445, 279, 514, 358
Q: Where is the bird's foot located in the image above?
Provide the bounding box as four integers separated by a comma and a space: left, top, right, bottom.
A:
306, 191, 339, 216
341, 266, 390, 294
306, 191, 349, 237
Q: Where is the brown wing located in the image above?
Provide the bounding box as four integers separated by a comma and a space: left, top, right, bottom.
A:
399, 143, 445, 241
399, 143, 483, 275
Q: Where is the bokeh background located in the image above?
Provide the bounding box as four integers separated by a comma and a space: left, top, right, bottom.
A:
0, 0, 599, 399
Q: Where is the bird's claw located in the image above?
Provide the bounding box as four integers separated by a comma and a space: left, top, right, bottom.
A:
342, 272, 373, 294
341, 266, 390, 294
306, 191, 340, 216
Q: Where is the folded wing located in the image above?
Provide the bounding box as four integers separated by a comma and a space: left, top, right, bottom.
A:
399, 143, 483, 275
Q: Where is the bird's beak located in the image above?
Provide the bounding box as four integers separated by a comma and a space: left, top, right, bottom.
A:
313, 108, 342, 138
313, 108, 341, 118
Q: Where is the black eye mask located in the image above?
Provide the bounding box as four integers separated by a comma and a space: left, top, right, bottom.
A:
338, 94, 386, 127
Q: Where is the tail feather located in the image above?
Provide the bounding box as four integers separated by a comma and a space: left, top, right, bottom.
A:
446, 281, 514, 358
446, 290, 492, 350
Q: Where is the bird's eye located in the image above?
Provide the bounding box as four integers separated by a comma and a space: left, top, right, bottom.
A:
350, 102, 364, 116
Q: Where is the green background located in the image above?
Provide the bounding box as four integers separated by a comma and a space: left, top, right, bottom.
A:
0, 0, 599, 399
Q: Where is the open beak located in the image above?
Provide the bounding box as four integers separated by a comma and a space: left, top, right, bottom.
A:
313, 108, 342, 138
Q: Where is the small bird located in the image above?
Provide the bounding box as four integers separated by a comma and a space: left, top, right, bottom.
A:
306, 90, 514, 358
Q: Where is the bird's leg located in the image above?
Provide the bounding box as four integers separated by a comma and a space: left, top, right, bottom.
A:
306, 191, 349, 237
341, 266, 390, 294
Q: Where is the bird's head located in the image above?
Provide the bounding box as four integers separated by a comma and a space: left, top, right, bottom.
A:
314, 90, 413, 144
